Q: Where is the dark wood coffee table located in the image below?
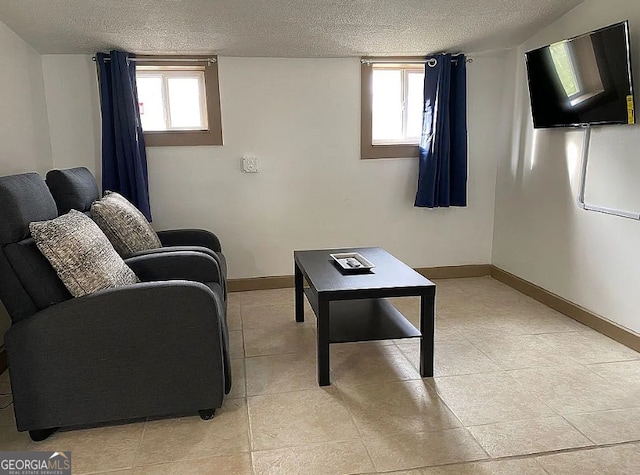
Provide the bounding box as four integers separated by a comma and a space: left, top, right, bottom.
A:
294, 247, 436, 386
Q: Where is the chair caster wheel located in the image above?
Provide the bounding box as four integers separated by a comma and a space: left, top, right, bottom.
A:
29, 428, 57, 441
198, 409, 216, 420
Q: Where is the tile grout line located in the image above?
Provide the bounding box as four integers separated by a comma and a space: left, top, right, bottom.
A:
466, 344, 513, 373
559, 404, 640, 416
109, 454, 249, 473
460, 425, 492, 461
376, 438, 640, 475
461, 414, 573, 430
497, 366, 567, 419
531, 334, 620, 367
130, 418, 147, 470
238, 298, 258, 475
492, 438, 640, 463
536, 460, 555, 475
558, 412, 599, 446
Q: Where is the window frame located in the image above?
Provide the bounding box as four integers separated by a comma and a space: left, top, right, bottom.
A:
361, 57, 424, 159
136, 55, 223, 147
137, 68, 209, 132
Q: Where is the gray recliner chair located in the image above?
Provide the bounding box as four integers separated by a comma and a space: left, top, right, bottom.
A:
0, 172, 230, 441
45, 167, 227, 288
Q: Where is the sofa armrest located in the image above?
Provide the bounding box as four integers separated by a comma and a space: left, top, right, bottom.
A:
5, 280, 225, 431
157, 229, 222, 253
125, 250, 222, 286
128, 245, 225, 277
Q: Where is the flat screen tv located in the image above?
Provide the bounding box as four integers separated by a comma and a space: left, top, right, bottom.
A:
525, 21, 635, 128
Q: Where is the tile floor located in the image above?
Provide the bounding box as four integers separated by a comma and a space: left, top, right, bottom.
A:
2, 277, 640, 474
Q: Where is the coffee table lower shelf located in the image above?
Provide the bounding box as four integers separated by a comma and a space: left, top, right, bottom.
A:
303, 288, 421, 343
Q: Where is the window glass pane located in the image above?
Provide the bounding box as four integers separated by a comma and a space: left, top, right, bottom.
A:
406, 71, 425, 139
372, 69, 402, 142
167, 76, 203, 129
137, 76, 166, 131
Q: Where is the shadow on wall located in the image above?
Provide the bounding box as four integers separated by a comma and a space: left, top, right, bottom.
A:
87, 56, 102, 186
506, 53, 585, 303
401, 158, 419, 205
26, 50, 53, 174
508, 52, 529, 185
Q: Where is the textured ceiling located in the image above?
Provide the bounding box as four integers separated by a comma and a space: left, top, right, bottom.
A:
0, 0, 584, 56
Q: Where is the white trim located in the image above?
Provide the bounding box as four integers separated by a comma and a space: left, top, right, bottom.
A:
136, 69, 208, 132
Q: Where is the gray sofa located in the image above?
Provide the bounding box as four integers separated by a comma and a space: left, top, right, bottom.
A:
0, 172, 229, 441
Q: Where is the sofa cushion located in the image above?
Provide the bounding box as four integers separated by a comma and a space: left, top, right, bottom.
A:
91, 192, 162, 258
46, 167, 100, 215
30, 210, 139, 298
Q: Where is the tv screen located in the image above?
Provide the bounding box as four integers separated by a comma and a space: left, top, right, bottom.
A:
525, 21, 635, 128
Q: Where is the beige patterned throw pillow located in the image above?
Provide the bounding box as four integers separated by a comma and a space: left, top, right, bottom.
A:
91, 192, 162, 258
30, 209, 139, 298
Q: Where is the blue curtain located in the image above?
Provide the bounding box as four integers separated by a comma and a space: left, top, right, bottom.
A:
415, 53, 468, 208
96, 50, 152, 220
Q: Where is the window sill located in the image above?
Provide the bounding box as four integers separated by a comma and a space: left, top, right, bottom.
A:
372, 141, 419, 146
361, 143, 419, 159
144, 129, 223, 147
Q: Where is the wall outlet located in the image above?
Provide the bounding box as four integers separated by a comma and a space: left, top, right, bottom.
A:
242, 156, 259, 173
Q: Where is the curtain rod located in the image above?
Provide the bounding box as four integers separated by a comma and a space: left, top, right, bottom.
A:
92, 56, 217, 64
361, 57, 472, 67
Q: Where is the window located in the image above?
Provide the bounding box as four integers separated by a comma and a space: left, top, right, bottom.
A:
137, 69, 207, 131
135, 56, 223, 146
361, 58, 425, 159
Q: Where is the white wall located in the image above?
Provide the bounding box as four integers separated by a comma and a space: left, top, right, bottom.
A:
41, 55, 101, 180
41, 54, 511, 279
0, 20, 52, 174
0, 20, 53, 343
493, 0, 640, 334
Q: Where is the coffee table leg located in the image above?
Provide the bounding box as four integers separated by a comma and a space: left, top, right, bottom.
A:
295, 262, 304, 323
317, 297, 330, 386
420, 289, 435, 377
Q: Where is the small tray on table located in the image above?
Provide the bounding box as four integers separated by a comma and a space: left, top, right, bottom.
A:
329, 252, 375, 273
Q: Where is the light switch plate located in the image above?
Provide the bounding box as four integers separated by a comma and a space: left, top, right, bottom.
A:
242, 156, 258, 173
